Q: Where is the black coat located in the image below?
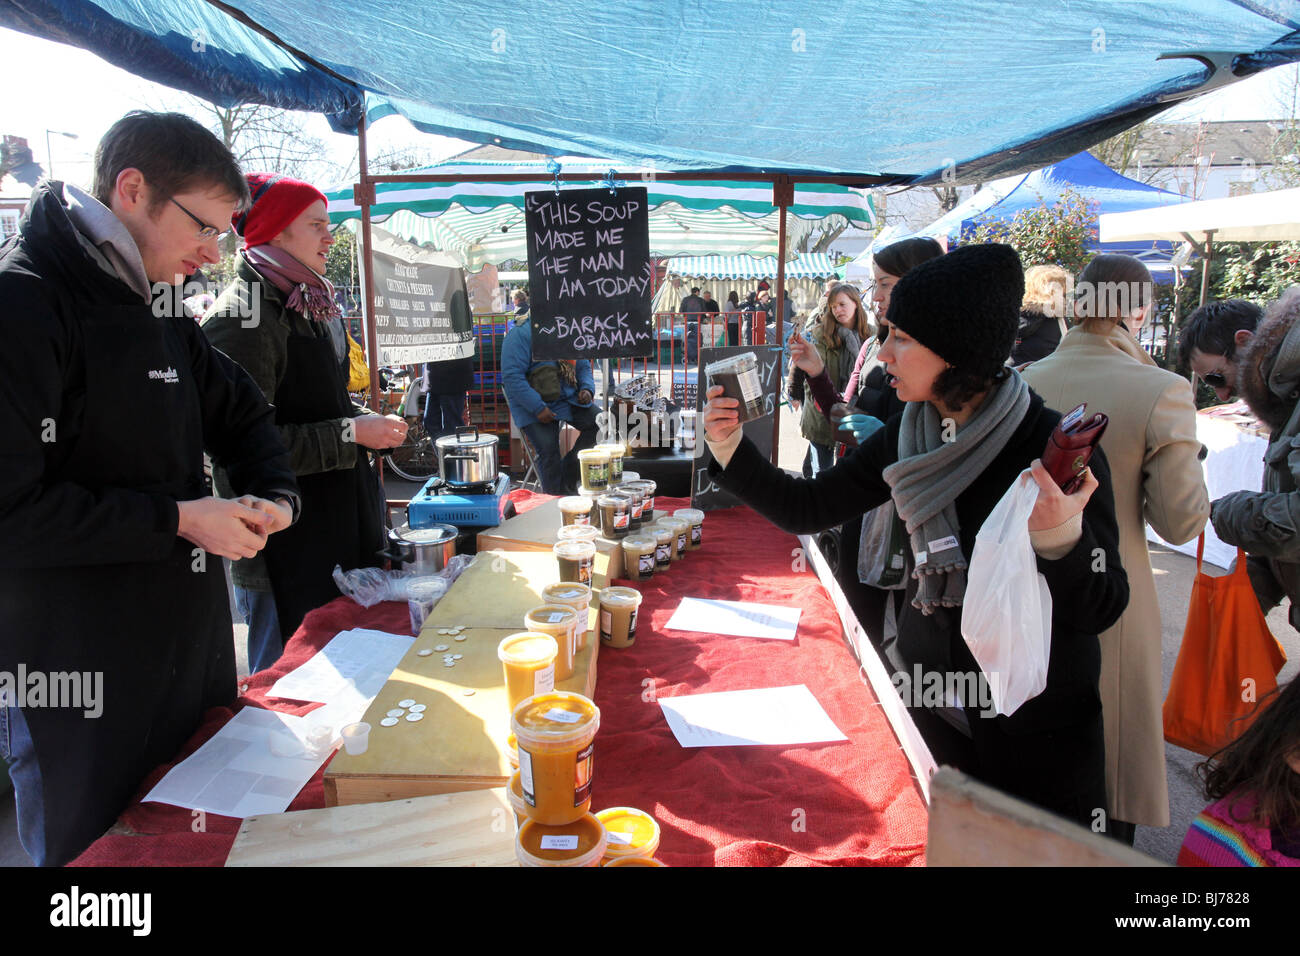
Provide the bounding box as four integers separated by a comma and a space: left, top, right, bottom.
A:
1012, 308, 1064, 365
709, 390, 1129, 820
0, 182, 298, 865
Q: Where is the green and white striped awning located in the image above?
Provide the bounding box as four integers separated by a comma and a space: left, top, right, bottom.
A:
327, 158, 874, 272
664, 253, 840, 280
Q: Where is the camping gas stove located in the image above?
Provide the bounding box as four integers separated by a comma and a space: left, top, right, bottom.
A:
407, 473, 511, 529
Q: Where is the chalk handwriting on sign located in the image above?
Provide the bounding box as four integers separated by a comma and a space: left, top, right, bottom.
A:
691, 346, 783, 512
525, 186, 653, 361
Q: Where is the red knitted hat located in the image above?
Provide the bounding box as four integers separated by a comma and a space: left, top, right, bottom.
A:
233, 173, 328, 248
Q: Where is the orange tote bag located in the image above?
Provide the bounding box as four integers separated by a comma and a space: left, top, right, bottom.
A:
1163, 535, 1288, 756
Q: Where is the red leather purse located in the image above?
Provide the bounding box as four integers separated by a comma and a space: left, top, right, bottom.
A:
1041, 403, 1108, 494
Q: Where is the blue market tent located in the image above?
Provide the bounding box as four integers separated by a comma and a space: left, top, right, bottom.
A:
3, 1, 1300, 182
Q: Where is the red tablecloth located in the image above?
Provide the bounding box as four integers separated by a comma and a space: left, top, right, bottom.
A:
72, 492, 927, 867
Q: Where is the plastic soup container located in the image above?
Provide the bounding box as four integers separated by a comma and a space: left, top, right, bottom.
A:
604, 856, 666, 867
516, 814, 607, 867
658, 516, 690, 562
650, 524, 673, 570
633, 479, 657, 522
596, 807, 662, 863
620, 533, 657, 582
497, 633, 558, 716
705, 351, 765, 423
524, 604, 579, 681
556, 524, 600, 545
615, 482, 645, 530
511, 691, 601, 826
594, 442, 626, 485
540, 582, 593, 650
577, 448, 610, 492
596, 493, 632, 539
673, 508, 705, 551
599, 586, 643, 649
558, 495, 594, 527
553, 539, 596, 586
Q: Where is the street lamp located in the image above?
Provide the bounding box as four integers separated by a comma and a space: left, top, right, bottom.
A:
45, 129, 78, 180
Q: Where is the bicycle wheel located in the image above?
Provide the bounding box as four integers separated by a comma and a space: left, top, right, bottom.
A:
383, 418, 440, 482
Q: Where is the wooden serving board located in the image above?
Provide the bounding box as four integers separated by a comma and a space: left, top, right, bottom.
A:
421, 549, 563, 629
476, 498, 627, 584
324, 592, 599, 806
226, 788, 517, 866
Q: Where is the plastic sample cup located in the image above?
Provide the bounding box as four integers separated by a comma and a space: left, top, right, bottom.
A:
706, 351, 766, 423
604, 856, 666, 866
599, 586, 643, 648
407, 576, 444, 636
497, 632, 558, 717
553, 539, 596, 586
577, 448, 610, 492
558, 495, 594, 527
596, 806, 662, 863
657, 516, 690, 562
512, 691, 600, 826
516, 813, 607, 867
650, 524, 673, 570
524, 604, 580, 681
541, 582, 593, 650
594, 442, 626, 485
596, 493, 632, 539
620, 533, 657, 581
556, 524, 600, 545
674, 508, 705, 551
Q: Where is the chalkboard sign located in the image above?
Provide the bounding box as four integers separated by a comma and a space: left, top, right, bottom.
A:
690, 345, 784, 512
524, 185, 653, 361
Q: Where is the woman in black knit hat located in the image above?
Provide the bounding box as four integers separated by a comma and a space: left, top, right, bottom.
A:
702, 243, 1130, 830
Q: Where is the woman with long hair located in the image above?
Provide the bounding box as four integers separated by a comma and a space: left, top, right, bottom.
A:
703, 243, 1129, 828
1180, 678, 1300, 866
787, 284, 873, 475
1023, 254, 1208, 843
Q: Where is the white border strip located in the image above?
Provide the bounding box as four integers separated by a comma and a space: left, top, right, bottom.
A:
799, 532, 938, 803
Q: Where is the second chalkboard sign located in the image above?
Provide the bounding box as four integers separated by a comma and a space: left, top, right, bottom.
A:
524, 185, 654, 361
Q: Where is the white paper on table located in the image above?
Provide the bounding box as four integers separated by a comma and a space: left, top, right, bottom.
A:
268, 628, 413, 704
143, 708, 334, 817
658, 684, 847, 748
663, 597, 801, 640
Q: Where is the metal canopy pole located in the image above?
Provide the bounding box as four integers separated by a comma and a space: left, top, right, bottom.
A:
771, 176, 794, 467
355, 118, 381, 405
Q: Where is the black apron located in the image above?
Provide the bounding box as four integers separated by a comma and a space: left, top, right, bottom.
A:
261, 324, 385, 637
6, 304, 235, 865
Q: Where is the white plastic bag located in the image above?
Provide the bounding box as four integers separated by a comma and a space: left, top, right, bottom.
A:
960, 470, 1053, 716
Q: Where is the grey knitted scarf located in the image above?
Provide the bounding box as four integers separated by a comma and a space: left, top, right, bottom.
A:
881, 371, 1030, 614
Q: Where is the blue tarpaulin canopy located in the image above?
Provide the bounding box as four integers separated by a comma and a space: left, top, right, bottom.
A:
3, 1, 1300, 181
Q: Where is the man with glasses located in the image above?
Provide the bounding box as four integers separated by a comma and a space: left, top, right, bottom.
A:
0, 111, 300, 866
1178, 298, 1263, 402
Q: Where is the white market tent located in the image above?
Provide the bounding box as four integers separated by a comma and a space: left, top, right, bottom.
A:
1100, 186, 1300, 301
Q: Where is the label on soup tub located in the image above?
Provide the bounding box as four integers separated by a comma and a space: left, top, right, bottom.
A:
540, 835, 580, 850
544, 708, 582, 724
518, 749, 535, 803
534, 664, 555, 697
573, 742, 595, 806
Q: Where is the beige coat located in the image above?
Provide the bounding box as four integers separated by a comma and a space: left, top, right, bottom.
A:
1022, 324, 1208, 828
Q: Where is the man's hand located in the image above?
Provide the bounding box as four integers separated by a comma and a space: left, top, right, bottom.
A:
353, 413, 408, 449
1026, 459, 1098, 532
787, 331, 825, 377
536, 406, 558, 424
235, 495, 294, 533
702, 384, 741, 443
576, 389, 593, 406
177, 498, 273, 560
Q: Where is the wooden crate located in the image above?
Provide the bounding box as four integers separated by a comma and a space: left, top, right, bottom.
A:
477, 497, 626, 585
226, 788, 517, 866
323, 550, 599, 806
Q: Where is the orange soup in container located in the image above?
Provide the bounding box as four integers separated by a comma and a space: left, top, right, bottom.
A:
540, 582, 593, 650
515, 813, 607, 867
512, 691, 600, 826
508, 771, 528, 825
524, 604, 579, 680
603, 855, 666, 866
595, 806, 661, 863
497, 633, 558, 716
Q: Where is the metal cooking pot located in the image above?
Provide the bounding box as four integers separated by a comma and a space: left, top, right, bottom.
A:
435, 426, 499, 485
379, 523, 458, 575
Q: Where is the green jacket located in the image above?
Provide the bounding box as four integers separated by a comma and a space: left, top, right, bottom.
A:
796, 329, 856, 447
201, 259, 362, 589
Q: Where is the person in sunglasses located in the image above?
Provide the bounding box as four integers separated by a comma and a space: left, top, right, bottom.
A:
1210, 288, 1300, 634
203, 174, 404, 669
1178, 298, 1263, 403
0, 112, 300, 865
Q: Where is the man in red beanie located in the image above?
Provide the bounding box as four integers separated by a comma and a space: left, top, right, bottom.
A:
203, 173, 408, 670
